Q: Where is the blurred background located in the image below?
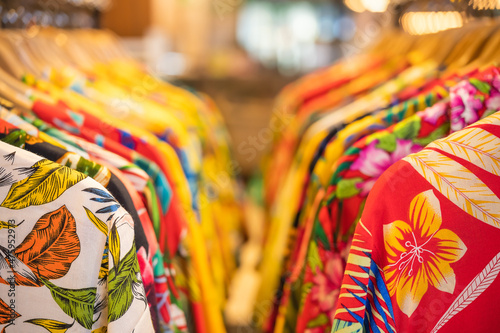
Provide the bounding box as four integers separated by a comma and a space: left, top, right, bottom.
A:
1, 0, 493, 178
101, 0, 402, 178
96, 0, 497, 177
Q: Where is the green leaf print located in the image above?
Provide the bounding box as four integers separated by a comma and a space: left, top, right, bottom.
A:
107, 244, 141, 322
414, 123, 450, 146
25, 318, 74, 332
336, 177, 363, 200
375, 134, 397, 152
42, 279, 96, 330
470, 78, 491, 94
393, 116, 421, 140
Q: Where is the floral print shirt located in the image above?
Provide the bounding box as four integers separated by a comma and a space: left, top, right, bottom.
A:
0, 116, 167, 330
264, 77, 452, 333
0, 141, 154, 332
332, 110, 500, 332
267, 68, 500, 333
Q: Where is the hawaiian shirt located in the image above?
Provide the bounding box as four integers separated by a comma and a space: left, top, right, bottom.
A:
258, 62, 443, 322
0, 141, 154, 332
332, 109, 500, 332
305, 70, 500, 332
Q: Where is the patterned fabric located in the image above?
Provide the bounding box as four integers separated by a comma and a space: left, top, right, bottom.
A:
258, 63, 444, 314
260, 64, 448, 332
0, 141, 154, 332
292, 70, 500, 333
0, 117, 164, 331
0, 108, 190, 331
27, 96, 225, 333
332, 110, 500, 332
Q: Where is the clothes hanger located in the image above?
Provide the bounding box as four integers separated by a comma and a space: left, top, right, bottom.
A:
0, 34, 56, 107
0, 31, 33, 78
429, 27, 468, 66
444, 20, 498, 71
465, 20, 500, 70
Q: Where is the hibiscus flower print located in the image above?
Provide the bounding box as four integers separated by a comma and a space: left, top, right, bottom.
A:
311, 253, 345, 322
383, 190, 467, 317
351, 139, 422, 196
450, 80, 482, 132
421, 102, 448, 125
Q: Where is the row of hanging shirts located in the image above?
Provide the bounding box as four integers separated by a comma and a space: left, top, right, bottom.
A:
257, 18, 500, 333
0, 27, 244, 333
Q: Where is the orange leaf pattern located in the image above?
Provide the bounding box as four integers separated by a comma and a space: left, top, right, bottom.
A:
0, 144, 153, 331
14, 206, 80, 282
0, 298, 19, 325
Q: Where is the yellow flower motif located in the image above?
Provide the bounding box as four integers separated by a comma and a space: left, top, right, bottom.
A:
383, 190, 467, 317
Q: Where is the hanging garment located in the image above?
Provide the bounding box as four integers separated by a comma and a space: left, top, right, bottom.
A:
0, 112, 193, 331
258, 59, 441, 313
332, 109, 500, 331
0, 141, 154, 332
270, 68, 500, 333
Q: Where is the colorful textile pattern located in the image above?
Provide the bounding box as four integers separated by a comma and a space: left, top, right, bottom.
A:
290, 70, 500, 332
331, 111, 500, 332
258, 59, 440, 314
0, 117, 165, 330
262, 68, 500, 333
4, 111, 190, 332
0, 141, 154, 332
27, 93, 225, 332
0, 110, 188, 332
264, 74, 454, 333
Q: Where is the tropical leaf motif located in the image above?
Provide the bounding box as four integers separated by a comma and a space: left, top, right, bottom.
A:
307, 241, 323, 272
108, 245, 141, 322
94, 289, 108, 315
3, 152, 14, 164
404, 149, 500, 228
42, 278, 96, 330
1, 160, 85, 209
25, 318, 74, 333
98, 241, 109, 281
96, 205, 120, 214
430, 252, 500, 333
14, 205, 80, 281
0, 167, 15, 187
82, 188, 114, 200
0, 298, 19, 324
1, 129, 28, 148
109, 224, 120, 270
90, 198, 116, 203
56, 153, 110, 186
0, 246, 39, 286
429, 127, 500, 175
331, 319, 363, 333
84, 207, 108, 235
83, 188, 119, 221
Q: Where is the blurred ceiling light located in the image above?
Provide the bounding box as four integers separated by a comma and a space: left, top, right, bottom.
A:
470, 0, 500, 9
344, 0, 365, 13
401, 11, 464, 35
361, 0, 389, 12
